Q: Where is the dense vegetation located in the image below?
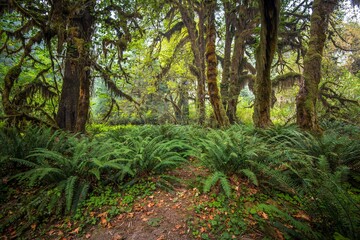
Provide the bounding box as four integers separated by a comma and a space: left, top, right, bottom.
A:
0, 122, 359, 239
0, 0, 359, 239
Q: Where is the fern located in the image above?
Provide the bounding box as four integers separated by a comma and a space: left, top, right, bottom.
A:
65, 176, 78, 212
254, 203, 320, 239
240, 169, 259, 186
204, 171, 231, 197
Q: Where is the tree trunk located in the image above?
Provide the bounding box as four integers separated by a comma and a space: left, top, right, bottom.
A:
205, 0, 229, 127
2, 63, 22, 116
220, 1, 233, 109
56, 47, 80, 132
56, 0, 95, 132
177, 1, 206, 125
227, 31, 245, 123
221, 0, 257, 123
296, 0, 336, 132
253, 0, 280, 128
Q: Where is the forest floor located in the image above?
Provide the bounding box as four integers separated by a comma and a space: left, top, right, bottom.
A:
74, 164, 261, 240
79, 166, 200, 240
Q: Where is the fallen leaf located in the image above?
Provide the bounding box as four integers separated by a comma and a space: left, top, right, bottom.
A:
31, 223, 37, 230
85, 233, 91, 239
147, 202, 155, 208
175, 224, 182, 229
97, 212, 108, 218
275, 228, 285, 240
293, 211, 311, 221
156, 235, 165, 240
70, 227, 80, 234
112, 233, 123, 240
146, 210, 154, 216
200, 227, 206, 233
259, 211, 269, 220
100, 217, 107, 226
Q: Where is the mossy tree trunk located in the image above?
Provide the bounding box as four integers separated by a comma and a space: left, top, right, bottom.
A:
220, 0, 257, 124
56, 0, 95, 133
205, 0, 229, 127
220, 0, 233, 110
177, 1, 206, 125
296, 0, 337, 132
253, 0, 280, 128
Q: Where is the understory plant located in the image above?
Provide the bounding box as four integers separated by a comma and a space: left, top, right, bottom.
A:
198, 128, 267, 196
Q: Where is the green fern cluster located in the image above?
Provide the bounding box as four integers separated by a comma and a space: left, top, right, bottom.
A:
199, 128, 267, 196
254, 127, 360, 239
0, 126, 71, 178
111, 135, 192, 178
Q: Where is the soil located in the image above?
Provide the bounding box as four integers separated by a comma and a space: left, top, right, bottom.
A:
77, 165, 209, 240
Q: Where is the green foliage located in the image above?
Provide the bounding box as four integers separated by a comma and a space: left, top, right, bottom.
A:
252, 126, 360, 239
198, 127, 266, 195
10, 137, 134, 217
203, 171, 231, 197
119, 135, 191, 177
0, 126, 71, 178
249, 203, 318, 240
190, 193, 247, 239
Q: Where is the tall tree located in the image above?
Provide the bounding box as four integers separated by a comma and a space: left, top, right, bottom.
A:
253, 0, 280, 128
295, 0, 338, 132
174, 0, 207, 125
205, 0, 229, 127
56, 0, 95, 132
220, 0, 257, 123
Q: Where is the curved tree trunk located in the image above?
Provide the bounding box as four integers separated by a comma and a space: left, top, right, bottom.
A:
220, 0, 233, 110
296, 0, 336, 132
253, 0, 280, 128
56, 0, 95, 133
205, 0, 229, 127
176, 1, 206, 125
221, 0, 257, 124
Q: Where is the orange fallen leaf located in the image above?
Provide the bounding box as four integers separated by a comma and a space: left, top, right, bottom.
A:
156, 235, 166, 240
97, 212, 108, 218
100, 217, 107, 226
293, 211, 311, 221
112, 233, 123, 240
70, 227, 80, 234
258, 211, 269, 220
31, 223, 37, 230
85, 233, 91, 239
275, 228, 285, 240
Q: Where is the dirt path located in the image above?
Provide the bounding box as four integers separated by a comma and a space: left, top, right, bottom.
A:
80, 166, 207, 240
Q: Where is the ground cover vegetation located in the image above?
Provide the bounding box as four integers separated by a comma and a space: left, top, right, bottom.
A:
0, 0, 359, 239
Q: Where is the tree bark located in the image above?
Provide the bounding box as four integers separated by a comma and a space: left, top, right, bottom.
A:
205, 0, 229, 127
220, 0, 233, 109
56, 0, 95, 132
220, 0, 257, 124
177, 0, 206, 125
253, 0, 280, 128
296, 0, 336, 132
227, 30, 245, 123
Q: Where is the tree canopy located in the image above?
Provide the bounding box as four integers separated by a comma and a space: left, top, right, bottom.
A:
0, 0, 359, 131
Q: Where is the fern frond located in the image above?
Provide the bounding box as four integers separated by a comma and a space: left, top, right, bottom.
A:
65, 176, 78, 213
240, 169, 259, 186
204, 171, 222, 193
